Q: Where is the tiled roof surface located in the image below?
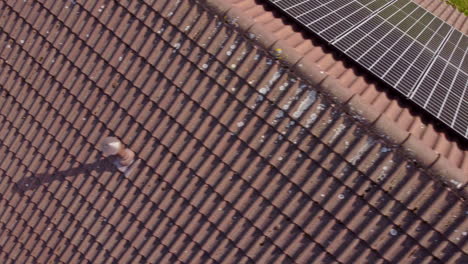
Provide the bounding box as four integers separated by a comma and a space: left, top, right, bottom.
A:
0, 0, 466, 263
228, 0, 468, 172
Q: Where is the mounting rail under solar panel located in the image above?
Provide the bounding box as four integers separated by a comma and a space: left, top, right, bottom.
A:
265, 0, 468, 140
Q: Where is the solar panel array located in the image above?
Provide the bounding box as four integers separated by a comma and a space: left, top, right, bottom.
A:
266, 0, 468, 140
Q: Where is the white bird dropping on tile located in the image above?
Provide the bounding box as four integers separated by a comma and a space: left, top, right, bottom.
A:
259, 87, 268, 94
390, 229, 398, 236
237, 121, 244, 127
338, 194, 345, 199
381, 147, 391, 153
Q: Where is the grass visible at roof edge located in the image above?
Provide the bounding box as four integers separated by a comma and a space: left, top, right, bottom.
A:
446, 0, 468, 15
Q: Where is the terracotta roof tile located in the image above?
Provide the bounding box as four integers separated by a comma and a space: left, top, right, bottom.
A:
0, 0, 467, 263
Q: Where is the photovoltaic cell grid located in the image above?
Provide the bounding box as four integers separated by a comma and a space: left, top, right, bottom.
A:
266, 0, 468, 139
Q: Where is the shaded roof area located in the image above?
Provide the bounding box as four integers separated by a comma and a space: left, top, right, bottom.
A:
0, 0, 467, 263
229, 0, 468, 171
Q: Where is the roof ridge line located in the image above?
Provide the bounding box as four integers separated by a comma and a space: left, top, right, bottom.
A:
198, 0, 467, 199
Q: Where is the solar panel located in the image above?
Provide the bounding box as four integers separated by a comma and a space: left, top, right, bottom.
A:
265, 0, 468, 140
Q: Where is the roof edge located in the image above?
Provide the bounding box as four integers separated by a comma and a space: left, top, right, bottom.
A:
198, 0, 467, 199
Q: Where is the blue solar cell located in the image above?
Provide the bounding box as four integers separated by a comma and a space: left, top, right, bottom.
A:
416, 28, 435, 45
288, 1, 322, 17
426, 67, 456, 113
347, 8, 372, 24
439, 42, 456, 61
348, 38, 376, 59
335, 2, 362, 18
378, 5, 398, 19
439, 73, 467, 124
359, 43, 388, 67
427, 34, 445, 52
373, 51, 400, 74
409, 7, 426, 20
461, 48, 468, 72
406, 22, 426, 39
393, 0, 409, 9
387, 10, 407, 25
446, 28, 462, 46
366, 0, 394, 11
428, 58, 446, 76
384, 60, 411, 85
313, 13, 342, 32
412, 77, 437, 104
401, 1, 419, 14
392, 36, 413, 54
276, 0, 307, 10
428, 18, 443, 32
404, 43, 424, 62
453, 100, 468, 136
326, 0, 351, 11
396, 66, 422, 95
415, 49, 433, 68
321, 20, 353, 40
369, 22, 393, 39
438, 66, 457, 88
398, 16, 417, 32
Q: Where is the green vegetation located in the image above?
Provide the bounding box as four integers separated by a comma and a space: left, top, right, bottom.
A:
447, 0, 468, 15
